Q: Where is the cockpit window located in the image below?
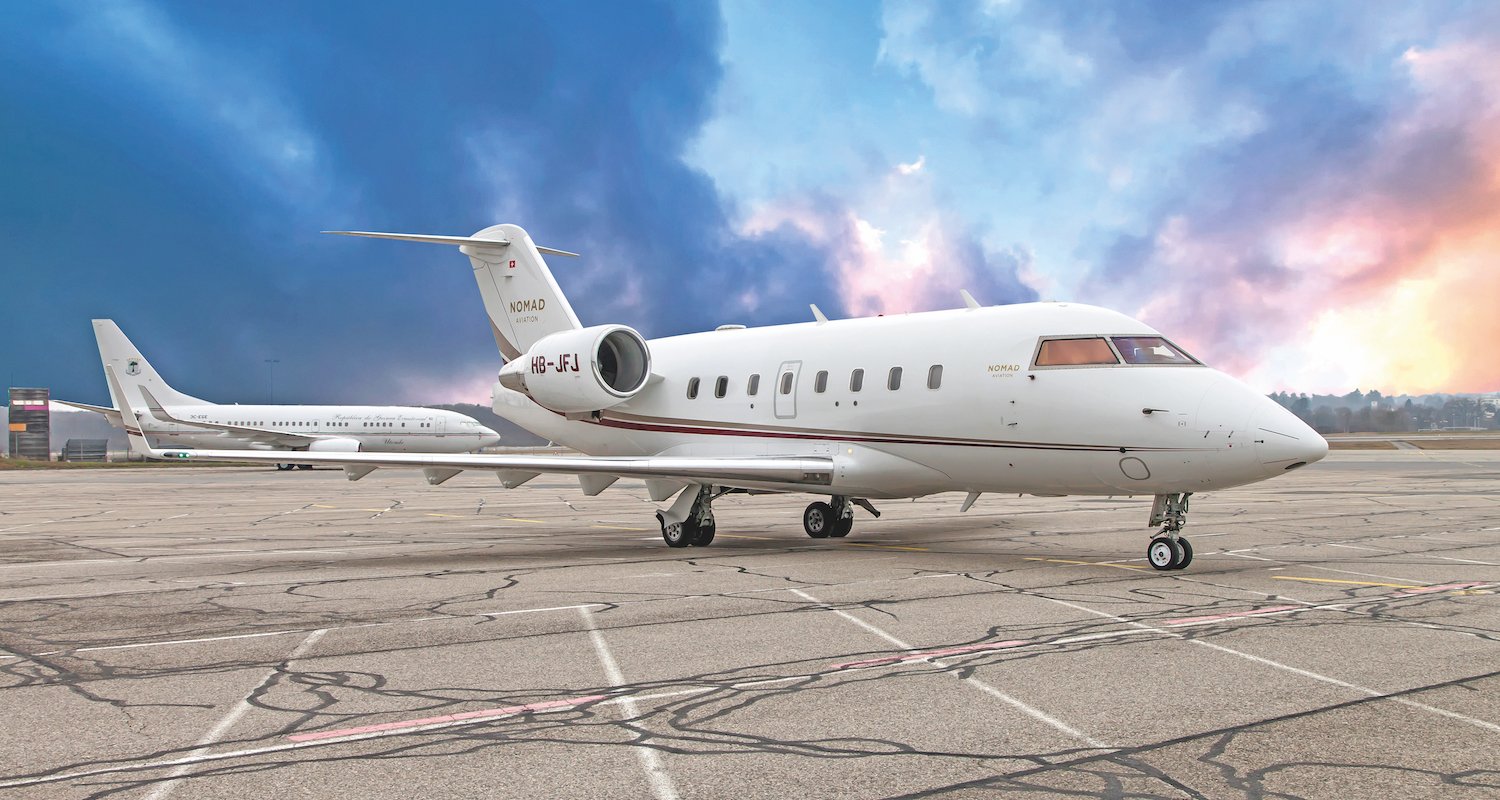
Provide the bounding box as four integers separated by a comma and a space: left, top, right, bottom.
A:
1110, 336, 1199, 365
1034, 337, 1119, 367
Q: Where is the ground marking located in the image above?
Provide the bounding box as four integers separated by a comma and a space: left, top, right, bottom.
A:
142, 629, 328, 800
578, 606, 680, 800
841, 542, 930, 552
1030, 595, 1500, 736
1024, 557, 1146, 571
1273, 576, 1421, 589
789, 588, 1109, 750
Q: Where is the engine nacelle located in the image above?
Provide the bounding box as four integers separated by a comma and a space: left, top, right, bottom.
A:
497, 324, 652, 413
307, 437, 362, 453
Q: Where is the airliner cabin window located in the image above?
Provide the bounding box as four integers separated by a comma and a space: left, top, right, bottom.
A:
715, 376, 728, 398
814, 371, 828, 393
780, 372, 794, 395
887, 367, 903, 390
687, 377, 700, 399
850, 369, 864, 392
927, 364, 943, 389
747, 374, 760, 395
1034, 337, 1119, 367
1110, 336, 1199, 365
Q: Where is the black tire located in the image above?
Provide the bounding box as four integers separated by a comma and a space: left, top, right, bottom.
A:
658, 512, 695, 548
804, 502, 834, 538
829, 516, 853, 538
275, 463, 293, 471
297, 464, 313, 470
1147, 536, 1181, 571
1171, 537, 1193, 570
692, 520, 716, 546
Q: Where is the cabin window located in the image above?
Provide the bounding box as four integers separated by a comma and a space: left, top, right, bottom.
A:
887, 367, 903, 390
715, 376, 728, 398
927, 365, 943, 389
1034, 337, 1120, 367
747, 374, 760, 396
779, 372, 794, 395
814, 370, 828, 393
687, 378, 700, 399
1110, 336, 1199, 365
850, 369, 864, 392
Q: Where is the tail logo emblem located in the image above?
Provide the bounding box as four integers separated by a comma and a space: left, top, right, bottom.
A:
125, 359, 142, 376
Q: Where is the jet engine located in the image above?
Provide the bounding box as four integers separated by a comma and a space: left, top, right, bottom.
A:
307, 437, 362, 452
497, 324, 652, 414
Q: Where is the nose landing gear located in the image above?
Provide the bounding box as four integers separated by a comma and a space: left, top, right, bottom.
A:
1147, 493, 1194, 570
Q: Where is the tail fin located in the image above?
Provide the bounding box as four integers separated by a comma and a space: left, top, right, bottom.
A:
327, 224, 582, 359
92, 319, 207, 413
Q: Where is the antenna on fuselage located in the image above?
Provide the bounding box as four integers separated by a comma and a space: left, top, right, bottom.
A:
960, 289, 980, 310
810, 304, 829, 325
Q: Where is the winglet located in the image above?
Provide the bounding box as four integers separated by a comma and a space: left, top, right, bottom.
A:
960, 289, 980, 310
810, 304, 829, 325
108, 366, 156, 460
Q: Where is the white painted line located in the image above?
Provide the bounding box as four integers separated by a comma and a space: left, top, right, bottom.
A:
1431, 555, 1500, 566
578, 607, 680, 800
477, 604, 606, 617
75, 630, 300, 654
1030, 595, 1500, 735
143, 629, 328, 800
789, 588, 1109, 750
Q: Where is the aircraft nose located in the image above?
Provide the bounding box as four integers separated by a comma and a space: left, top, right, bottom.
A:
1251, 399, 1327, 471
479, 427, 502, 448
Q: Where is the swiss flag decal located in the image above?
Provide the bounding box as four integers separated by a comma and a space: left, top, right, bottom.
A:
509, 260, 517, 269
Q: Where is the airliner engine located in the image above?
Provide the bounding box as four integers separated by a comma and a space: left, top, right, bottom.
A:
497, 324, 652, 413
307, 437, 361, 452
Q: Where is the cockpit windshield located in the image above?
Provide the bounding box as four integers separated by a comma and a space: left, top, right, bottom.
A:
1034, 337, 1119, 366
1109, 336, 1199, 365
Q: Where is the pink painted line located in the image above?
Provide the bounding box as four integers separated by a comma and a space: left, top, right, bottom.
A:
1165, 605, 1302, 626
1397, 582, 1488, 595
831, 640, 1029, 670
287, 695, 606, 742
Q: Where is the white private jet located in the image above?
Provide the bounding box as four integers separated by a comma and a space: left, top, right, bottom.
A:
134, 224, 1327, 569
62, 319, 501, 468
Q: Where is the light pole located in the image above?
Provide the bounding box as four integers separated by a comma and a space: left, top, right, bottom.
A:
265, 359, 280, 404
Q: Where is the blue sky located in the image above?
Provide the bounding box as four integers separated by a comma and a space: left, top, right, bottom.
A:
4, 1, 1498, 405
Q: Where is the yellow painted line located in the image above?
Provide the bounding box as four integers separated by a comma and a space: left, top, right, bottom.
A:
360, 508, 391, 513
1272, 576, 1420, 589
502, 517, 547, 524
1024, 557, 1146, 571
717, 534, 780, 541
311, 504, 337, 509
843, 542, 930, 552
590, 524, 650, 531
426, 513, 463, 518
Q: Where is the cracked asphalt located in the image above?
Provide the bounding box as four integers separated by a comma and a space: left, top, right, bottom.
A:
0, 451, 1496, 799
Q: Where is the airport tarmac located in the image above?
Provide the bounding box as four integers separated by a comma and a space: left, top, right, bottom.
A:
0, 451, 1496, 799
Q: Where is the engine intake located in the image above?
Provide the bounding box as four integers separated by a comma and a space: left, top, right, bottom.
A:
498, 324, 651, 413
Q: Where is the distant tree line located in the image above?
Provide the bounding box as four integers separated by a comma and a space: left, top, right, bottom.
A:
1269, 390, 1500, 434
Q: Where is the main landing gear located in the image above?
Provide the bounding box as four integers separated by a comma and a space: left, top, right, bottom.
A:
657, 485, 717, 548
803, 496, 855, 539
1147, 492, 1194, 571
654, 488, 876, 548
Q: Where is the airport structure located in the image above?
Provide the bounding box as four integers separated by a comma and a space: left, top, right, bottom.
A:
6, 387, 50, 460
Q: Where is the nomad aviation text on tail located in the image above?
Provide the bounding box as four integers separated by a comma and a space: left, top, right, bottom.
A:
140, 223, 1328, 570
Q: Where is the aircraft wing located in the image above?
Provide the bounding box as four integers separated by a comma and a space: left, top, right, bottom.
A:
144, 446, 834, 490
53, 400, 124, 427
135, 387, 322, 448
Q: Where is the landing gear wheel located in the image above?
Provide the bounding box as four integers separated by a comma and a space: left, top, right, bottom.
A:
829, 517, 853, 538
803, 502, 834, 538
275, 463, 293, 471
1148, 536, 1183, 571
297, 464, 313, 470
691, 520, 716, 546
657, 512, 696, 548
1171, 537, 1193, 570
